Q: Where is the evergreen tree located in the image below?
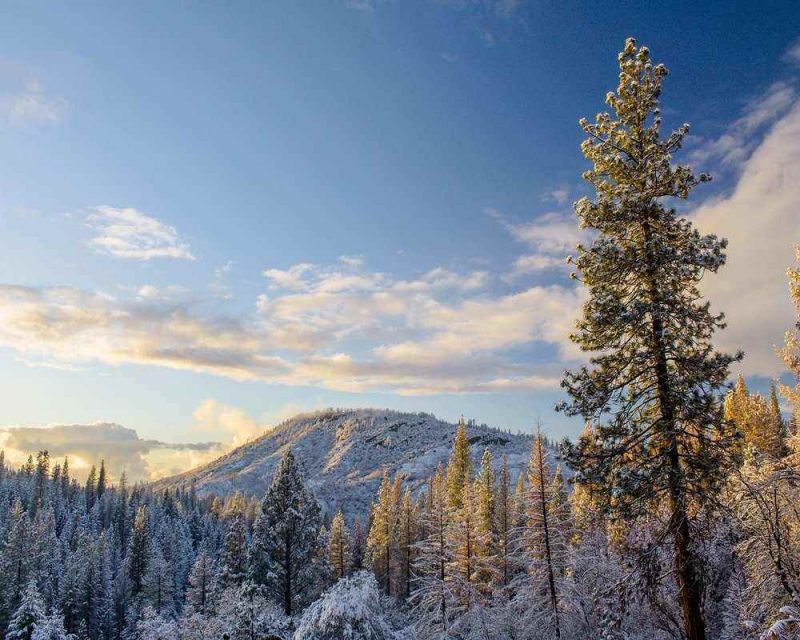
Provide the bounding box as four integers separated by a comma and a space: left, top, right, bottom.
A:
495, 455, 513, 587
327, 510, 351, 582
186, 551, 215, 614
366, 470, 395, 596
449, 478, 476, 604
351, 515, 366, 573
725, 376, 781, 457
411, 464, 454, 637
768, 384, 788, 457
525, 430, 562, 638
397, 488, 416, 600
473, 449, 498, 591
127, 506, 150, 597
445, 417, 472, 511
143, 543, 174, 615
31, 451, 49, 515
96, 460, 107, 502
250, 449, 322, 616
85, 466, 97, 512
218, 514, 249, 589
7, 580, 45, 640
558, 38, 740, 640
1, 499, 32, 628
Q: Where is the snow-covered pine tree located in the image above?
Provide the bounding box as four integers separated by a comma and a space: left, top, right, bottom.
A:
186, 551, 215, 614
250, 449, 323, 616
558, 37, 740, 640
127, 506, 150, 597
396, 487, 417, 600
366, 470, 396, 596
411, 464, 455, 638
474, 449, 498, 593
143, 539, 174, 615
327, 509, 351, 582
1, 499, 32, 629
85, 466, 97, 512
523, 429, 562, 638
218, 513, 249, 589
29, 613, 70, 640
494, 455, 513, 587
351, 515, 366, 573
31, 451, 49, 516
445, 417, 472, 511
7, 580, 45, 640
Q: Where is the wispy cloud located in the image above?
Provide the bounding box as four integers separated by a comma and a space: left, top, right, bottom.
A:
0, 63, 67, 128
689, 80, 797, 168
210, 261, 234, 299
784, 38, 800, 66
344, 0, 375, 11
541, 185, 570, 206
488, 208, 588, 278
86, 206, 195, 261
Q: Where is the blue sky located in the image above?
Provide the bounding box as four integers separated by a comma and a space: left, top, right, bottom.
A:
1, 1, 799, 479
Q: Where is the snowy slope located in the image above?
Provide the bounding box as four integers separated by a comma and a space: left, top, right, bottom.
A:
153, 408, 538, 519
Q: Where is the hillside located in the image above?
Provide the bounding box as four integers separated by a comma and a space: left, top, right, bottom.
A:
153, 408, 538, 519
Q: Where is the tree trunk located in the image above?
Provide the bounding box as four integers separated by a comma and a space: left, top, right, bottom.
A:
536, 434, 561, 639
643, 218, 707, 640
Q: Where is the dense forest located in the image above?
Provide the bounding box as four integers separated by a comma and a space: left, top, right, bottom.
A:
2, 38, 800, 640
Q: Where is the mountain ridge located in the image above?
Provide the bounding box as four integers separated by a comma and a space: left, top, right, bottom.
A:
153, 408, 539, 519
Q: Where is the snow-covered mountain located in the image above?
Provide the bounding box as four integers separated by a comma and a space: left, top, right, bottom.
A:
154, 408, 537, 519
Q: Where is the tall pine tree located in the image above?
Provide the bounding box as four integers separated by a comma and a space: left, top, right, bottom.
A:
559, 38, 740, 640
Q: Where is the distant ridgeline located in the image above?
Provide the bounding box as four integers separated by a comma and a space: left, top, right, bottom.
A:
151, 408, 545, 520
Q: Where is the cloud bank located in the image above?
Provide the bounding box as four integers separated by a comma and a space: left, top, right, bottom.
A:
0, 251, 581, 394
0, 422, 221, 482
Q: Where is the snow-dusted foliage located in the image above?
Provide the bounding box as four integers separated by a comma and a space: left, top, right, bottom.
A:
293, 571, 405, 640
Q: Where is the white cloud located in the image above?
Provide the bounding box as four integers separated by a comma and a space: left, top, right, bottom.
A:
263, 263, 318, 291
87, 206, 195, 261
693, 102, 800, 376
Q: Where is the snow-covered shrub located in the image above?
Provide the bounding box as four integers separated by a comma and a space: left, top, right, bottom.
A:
293, 571, 398, 640
134, 606, 177, 640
